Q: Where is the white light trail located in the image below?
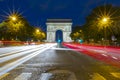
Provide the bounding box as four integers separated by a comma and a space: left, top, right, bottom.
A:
0, 43, 57, 76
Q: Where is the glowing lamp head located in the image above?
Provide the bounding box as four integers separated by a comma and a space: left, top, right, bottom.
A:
102, 18, 108, 22
101, 17, 110, 26
12, 16, 17, 21
9, 15, 17, 21
36, 29, 40, 33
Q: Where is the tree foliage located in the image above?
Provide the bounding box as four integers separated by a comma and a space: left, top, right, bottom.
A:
83, 4, 120, 43
32, 28, 46, 41
70, 26, 84, 42
0, 13, 45, 41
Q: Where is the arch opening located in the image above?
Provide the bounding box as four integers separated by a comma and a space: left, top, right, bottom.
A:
55, 30, 63, 43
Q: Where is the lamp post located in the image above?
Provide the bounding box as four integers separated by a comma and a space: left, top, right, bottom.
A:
9, 15, 18, 40
35, 29, 41, 41
101, 17, 109, 47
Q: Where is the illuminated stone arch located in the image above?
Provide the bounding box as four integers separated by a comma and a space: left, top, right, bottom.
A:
46, 19, 72, 42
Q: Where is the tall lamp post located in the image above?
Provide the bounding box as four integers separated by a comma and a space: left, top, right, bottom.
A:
9, 15, 18, 40
35, 29, 41, 41
101, 17, 109, 47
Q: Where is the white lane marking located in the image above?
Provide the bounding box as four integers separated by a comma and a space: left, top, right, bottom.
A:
0, 73, 9, 79
101, 54, 108, 57
25, 63, 60, 66
40, 73, 52, 80
91, 73, 106, 80
112, 56, 118, 60
51, 48, 72, 50
40, 70, 77, 80
110, 72, 120, 79
92, 50, 107, 53
14, 73, 32, 80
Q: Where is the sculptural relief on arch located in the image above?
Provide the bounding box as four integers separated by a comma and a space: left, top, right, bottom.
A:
46, 19, 72, 42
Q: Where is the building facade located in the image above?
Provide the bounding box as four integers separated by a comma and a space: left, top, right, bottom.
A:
46, 19, 72, 42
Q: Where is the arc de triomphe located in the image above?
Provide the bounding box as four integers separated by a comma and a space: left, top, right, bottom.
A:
46, 19, 72, 42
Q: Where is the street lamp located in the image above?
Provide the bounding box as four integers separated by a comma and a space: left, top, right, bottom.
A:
9, 14, 18, 40
9, 15, 17, 21
11, 16, 17, 21
101, 17, 109, 46
102, 18, 107, 22
35, 28, 41, 41
102, 17, 109, 25
36, 29, 40, 33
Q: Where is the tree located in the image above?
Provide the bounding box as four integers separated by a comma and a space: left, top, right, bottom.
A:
70, 26, 84, 42
83, 4, 120, 43
32, 28, 46, 41
17, 18, 34, 41
0, 21, 9, 40
0, 12, 34, 41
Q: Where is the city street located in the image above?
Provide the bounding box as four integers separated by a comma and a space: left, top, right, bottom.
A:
0, 43, 120, 80
0, 0, 120, 80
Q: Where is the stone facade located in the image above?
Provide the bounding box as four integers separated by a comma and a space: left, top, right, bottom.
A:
46, 19, 72, 42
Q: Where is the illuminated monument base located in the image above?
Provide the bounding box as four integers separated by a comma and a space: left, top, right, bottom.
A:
46, 19, 72, 42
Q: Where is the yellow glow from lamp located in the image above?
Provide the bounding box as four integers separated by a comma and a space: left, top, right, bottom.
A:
36, 29, 40, 33
101, 17, 109, 24
12, 16, 17, 21
9, 15, 17, 21
102, 18, 107, 22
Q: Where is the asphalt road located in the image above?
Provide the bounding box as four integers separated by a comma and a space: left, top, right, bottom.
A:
1, 44, 120, 80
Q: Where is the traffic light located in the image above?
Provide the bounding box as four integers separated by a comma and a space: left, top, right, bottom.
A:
79, 39, 83, 43
58, 39, 61, 43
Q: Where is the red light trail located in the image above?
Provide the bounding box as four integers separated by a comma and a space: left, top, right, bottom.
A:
62, 42, 120, 68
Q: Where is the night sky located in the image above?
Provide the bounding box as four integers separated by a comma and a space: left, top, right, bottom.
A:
0, 0, 120, 30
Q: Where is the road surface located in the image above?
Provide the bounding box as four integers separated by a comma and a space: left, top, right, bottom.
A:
0, 43, 120, 80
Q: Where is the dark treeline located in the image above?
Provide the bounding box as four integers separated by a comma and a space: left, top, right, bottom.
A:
0, 12, 45, 41
70, 4, 120, 46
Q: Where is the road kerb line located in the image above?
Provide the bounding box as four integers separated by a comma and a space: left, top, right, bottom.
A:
0, 73, 9, 79
91, 73, 106, 80
110, 72, 120, 79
